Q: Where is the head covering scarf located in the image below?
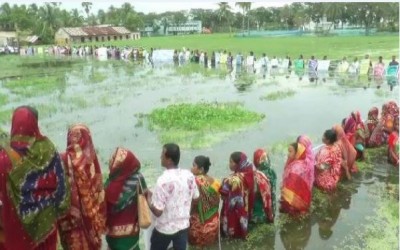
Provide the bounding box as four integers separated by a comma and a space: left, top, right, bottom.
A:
253, 148, 277, 218
105, 147, 141, 212
281, 140, 312, 215
64, 124, 106, 249
105, 147, 145, 239
233, 153, 255, 217
297, 135, 315, 188
220, 152, 255, 239
0, 106, 70, 249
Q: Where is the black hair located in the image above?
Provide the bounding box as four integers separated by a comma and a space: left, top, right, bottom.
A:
230, 151, 242, 164
323, 129, 337, 144
290, 142, 298, 152
194, 155, 211, 174
163, 143, 180, 166
17, 105, 38, 120
342, 118, 346, 126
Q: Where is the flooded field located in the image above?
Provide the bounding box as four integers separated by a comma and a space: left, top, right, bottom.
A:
0, 55, 398, 250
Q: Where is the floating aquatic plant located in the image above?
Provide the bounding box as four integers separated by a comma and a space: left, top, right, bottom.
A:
147, 102, 264, 149
260, 89, 296, 101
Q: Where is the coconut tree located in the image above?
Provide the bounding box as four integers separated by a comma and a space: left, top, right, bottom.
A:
235, 2, 251, 33
81, 2, 92, 21
217, 2, 233, 33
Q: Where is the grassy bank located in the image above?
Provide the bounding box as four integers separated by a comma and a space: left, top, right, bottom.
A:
82, 33, 399, 60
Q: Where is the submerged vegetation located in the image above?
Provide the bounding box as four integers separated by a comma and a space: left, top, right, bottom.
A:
260, 89, 296, 101
3, 75, 65, 98
147, 102, 265, 148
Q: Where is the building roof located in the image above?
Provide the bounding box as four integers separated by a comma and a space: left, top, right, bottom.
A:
26, 35, 40, 43
61, 26, 132, 37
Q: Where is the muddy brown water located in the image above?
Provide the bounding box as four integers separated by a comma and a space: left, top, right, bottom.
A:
0, 57, 398, 250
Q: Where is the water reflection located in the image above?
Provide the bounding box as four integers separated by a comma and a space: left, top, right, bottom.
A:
0, 56, 398, 250
280, 215, 311, 250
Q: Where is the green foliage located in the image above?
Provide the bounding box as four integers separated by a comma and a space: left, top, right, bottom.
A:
0, 110, 11, 125
147, 102, 264, 148
0, 93, 8, 106
89, 71, 107, 83
3, 75, 65, 97
260, 89, 296, 101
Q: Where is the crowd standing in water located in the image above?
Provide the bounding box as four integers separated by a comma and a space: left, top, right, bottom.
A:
0, 101, 398, 250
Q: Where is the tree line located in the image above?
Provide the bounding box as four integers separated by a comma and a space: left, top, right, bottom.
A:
0, 2, 398, 44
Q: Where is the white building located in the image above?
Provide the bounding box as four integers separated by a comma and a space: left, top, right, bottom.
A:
166, 20, 202, 35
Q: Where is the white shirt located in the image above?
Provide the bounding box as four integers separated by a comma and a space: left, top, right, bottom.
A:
271, 58, 278, 67
152, 168, 199, 234
246, 56, 255, 66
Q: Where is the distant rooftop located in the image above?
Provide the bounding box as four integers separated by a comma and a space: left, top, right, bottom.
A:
60, 26, 133, 37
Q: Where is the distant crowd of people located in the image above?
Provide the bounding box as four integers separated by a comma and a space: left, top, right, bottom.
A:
0, 100, 397, 249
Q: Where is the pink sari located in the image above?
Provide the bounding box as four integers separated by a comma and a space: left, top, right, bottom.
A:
314, 144, 342, 191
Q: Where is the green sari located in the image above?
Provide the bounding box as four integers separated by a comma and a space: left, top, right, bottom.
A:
253, 157, 277, 221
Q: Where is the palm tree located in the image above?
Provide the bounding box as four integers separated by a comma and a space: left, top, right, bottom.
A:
81, 2, 92, 20
37, 3, 61, 43
235, 2, 251, 33
217, 2, 232, 33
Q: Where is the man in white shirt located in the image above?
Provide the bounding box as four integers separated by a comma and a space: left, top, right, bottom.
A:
146, 143, 199, 250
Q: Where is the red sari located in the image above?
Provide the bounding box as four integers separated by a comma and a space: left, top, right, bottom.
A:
105, 147, 146, 250
0, 106, 70, 250
333, 125, 357, 174
366, 107, 379, 147
280, 142, 312, 216
314, 144, 342, 191
220, 153, 255, 239
388, 131, 399, 166
369, 101, 399, 147
58, 124, 106, 250
189, 175, 220, 246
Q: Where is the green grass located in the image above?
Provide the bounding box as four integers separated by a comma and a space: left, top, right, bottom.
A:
89, 71, 107, 83
260, 89, 296, 101
0, 55, 86, 79
0, 93, 8, 106
0, 110, 11, 125
3, 75, 65, 97
147, 102, 265, 148
82, 34, 399, 60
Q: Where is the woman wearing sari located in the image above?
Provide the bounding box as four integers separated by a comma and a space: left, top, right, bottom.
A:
253, 148, 276, 221
280, 140, 313, 216
344, 111, 367, 160
189, 155, 220, 247
0, 106, 70, 250
388, 119, 399, 166
105, 147, 147, 250
220, 152, 255, 239
297, 135, 315, 190
366, 107, 379, 147
314, 129, 342, 192
333, 124, 357, 179
58, 124, 106, 250
369, 101, 399, 147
